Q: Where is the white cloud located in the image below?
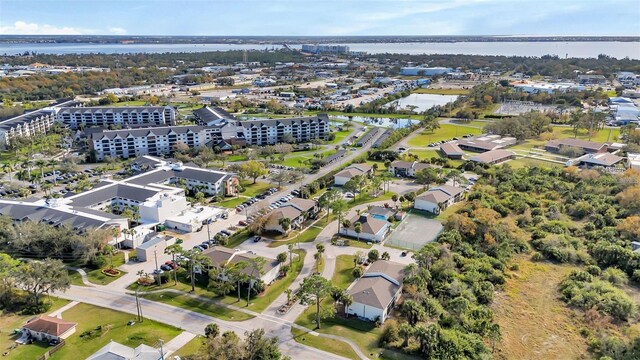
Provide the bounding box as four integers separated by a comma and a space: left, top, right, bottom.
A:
0, 21, 88, 35
0, 21, 127, 35
108, 27, 127, 35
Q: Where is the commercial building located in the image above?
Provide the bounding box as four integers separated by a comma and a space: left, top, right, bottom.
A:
414, 185, 466, 214
400, 67, 452, 76
469, 149, 516, 165
571, 152, 625, 169
439, 142, 465, 159
56, 106, 176, 129
334, 163, 373, 186
238, 114, 330, 146
301, 44, 350, 54
457, 135, 517, 153
346, 260, 404, 322
545, 139, 608, 155
193, 106, 236, 126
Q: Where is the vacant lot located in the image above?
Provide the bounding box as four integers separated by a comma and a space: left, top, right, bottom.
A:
386, 213, 443, 251
493, 257, 589, 360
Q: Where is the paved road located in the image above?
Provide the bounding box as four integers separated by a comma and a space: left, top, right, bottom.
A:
54, 285, 347, 360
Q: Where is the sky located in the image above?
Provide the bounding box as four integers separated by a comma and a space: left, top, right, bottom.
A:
0, 0, 639, 37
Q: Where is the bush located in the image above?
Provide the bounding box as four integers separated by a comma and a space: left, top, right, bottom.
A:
91, 255, 108, 269
601, 267, 628, 287
586, 265, 602, 276
531, 252, 544, 261
379, 319, 400, 347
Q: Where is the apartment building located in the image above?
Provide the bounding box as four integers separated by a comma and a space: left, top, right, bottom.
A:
239, 114, 330, 146
89, 125, 218, 160
57, 106, 176, 129
0, 108, 57, 147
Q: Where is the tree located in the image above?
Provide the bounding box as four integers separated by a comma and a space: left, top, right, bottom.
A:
398, 322, 414, 348
352, 266, 364, 278
354, 222, 362, 241
415, 167, 438, 185
276, 252, 288, 264
340, 292, 353, 317
278, 217, 292, 234
287, 244, 295, 266
299, 274, 333, 329
368, 249, 380, 262
205, 323, 220, 338
331, 199, 349, 235
241, 160, 268, 184
381, 251, 391, 260
185, 248, 210, 292
402, 300, 426, 326
391, 194, 399, 207
194, 192, 206, 204
14, 258, 70, 308
0, 253, 20, 306
209, 262, 237, 296
318, 189, 341, 223
165, 244, 183, 285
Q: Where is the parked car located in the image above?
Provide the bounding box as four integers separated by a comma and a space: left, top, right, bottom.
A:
220, 229, 232, 236
253, 236, 262, 242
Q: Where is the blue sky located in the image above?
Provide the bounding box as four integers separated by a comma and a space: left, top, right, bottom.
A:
1, 0, 639, 36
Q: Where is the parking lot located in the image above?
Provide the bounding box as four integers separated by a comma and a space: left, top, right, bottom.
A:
386, 212, 443, 251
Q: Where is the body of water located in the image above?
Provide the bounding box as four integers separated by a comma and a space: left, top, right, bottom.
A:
332, 115, 418, 129
2, 41, 639, 59
391, 94, 459, 113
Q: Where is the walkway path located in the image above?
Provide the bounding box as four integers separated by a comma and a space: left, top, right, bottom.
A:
48, 300, 79, 318
67, 267, 94, 287
163, 331, 197, 357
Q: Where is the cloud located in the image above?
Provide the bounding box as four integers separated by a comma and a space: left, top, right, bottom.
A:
108, 27, 127, 35
0, 21, 89, 35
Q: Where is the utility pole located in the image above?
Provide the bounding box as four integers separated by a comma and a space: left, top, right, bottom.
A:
158, 339, 165, 360
154, 249, 161, 286
135, 290, 144, 322
206, 218, 211, 242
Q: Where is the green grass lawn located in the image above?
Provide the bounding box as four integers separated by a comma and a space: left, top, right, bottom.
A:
83, 252, 127, 285
291, 327, 360, 360
68, 270, 87, 287
280, 149, 335, 168
508, 157, 563, 169
328, 130, 353, 145
407, 124, 482, 147
109, 101, 149, 107
140, 292, 253, 321
342, 239, 373, 249
0, 297, 70, 360
268, 225, 323, 248
413, 88, 470, 95
49, 303, 181, 360
220, 250, 306, 312
240, 181, 272, 197
320, 111, 425, 120
347, 191, 397, 208
294, 255, 385, 359
172, 335, 204, 358
215, 197, 246, 209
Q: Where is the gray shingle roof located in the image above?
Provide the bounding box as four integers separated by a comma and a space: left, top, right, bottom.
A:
89, 125, 208, 140
68, 183, 161, 207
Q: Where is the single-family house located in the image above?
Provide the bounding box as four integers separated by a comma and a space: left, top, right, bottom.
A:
21, 316, 77, 342
264, 198, 317, 233
414, 185, 466, 214
340, 214, 390, 242
202, 247, 282, 285
334, 164, 373, 186
367, 206, 396, 221
468, 149, 515, 165
87, 340, 161, 360
346, 260, 404, 322
388, 161, 433, 178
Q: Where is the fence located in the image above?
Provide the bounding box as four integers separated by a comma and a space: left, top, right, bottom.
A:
37, 339, 66, 360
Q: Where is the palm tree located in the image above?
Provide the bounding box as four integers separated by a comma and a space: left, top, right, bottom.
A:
340, 292, 353, 317
354, 222, 362, 241
165, 244, 183, 285
34, 159, 46, 181
287, 244, 294, 266
2, 163, 13, 182
285, 288, 293, 305
278, 217, 292, 234
209, 262, 235, 295
314, 252, 322, 273
398, 322, 414, 348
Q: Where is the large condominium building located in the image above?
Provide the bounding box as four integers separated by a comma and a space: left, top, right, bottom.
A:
239, 114, 330, 146
57, 106, 176, 129
0, 98, 80, 148
88, 125, 231, 160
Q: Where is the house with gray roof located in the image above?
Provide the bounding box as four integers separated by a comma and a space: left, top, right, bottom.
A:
201, 247, 282, 285
414, 184, 466, 214
86, 340, 161, 360
346, 260, 404, 322
340, 214, 390, 242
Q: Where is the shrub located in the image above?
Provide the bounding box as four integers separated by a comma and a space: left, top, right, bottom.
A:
379, 319, 400, 346
585, 265, 602, 276
531, 252, 544, 261
601, 267, 629, 287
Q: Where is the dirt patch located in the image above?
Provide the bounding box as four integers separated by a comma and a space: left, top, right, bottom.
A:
492, 257, 590, 360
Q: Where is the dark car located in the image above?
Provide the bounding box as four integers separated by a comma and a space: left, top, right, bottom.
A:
160, 264, 172, 271
253, 236, 262, 242
200, 242, 209, 249
220, 229, 232, 236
